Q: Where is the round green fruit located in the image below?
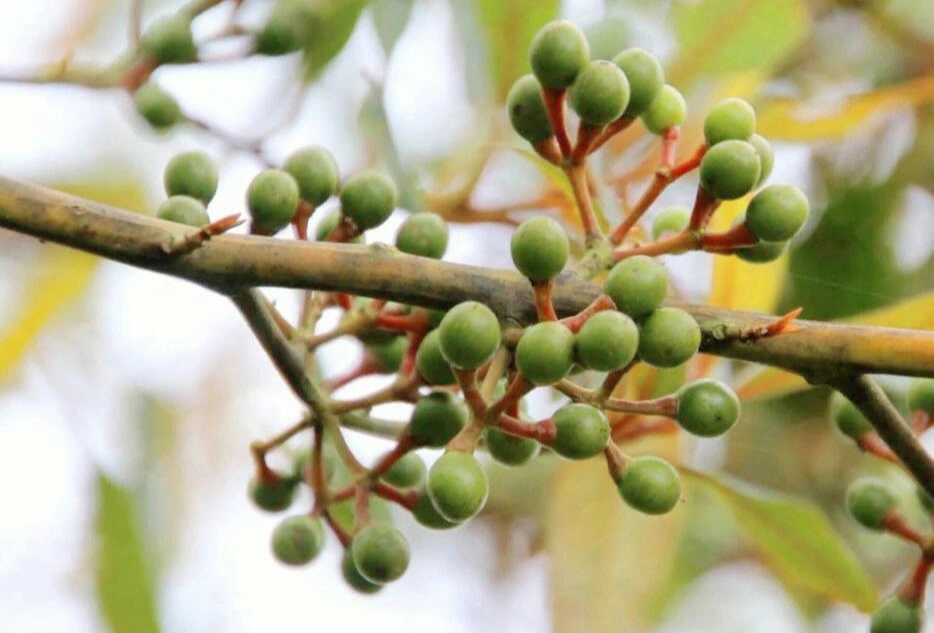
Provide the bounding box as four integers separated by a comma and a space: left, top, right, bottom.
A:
699, 140, 761, 200
604, 255, 668, 318
529, 20, 590, 90
396, 212, 449, 259
382, 453, 426, 489
283, 145, 339, 205
552, 403, 610, 459
247, 169, 300, 235
846, 478, 896, 530
409, 391, 471, 447
831, 393, 872, 439
735, 239, 788, 263
351, 523, 409, 584
516, 321, 574, 385
612, 48, 664, 118
748, 133, 774, 185
413, 491, 459, 529
569, 60, 630, 126
637, 307, 701, 368
870, 596, 923, 633
574, 310, 639, 372
510, 216, 569, 282
485, 427, 539, 466
617, 455, 681, 514
744, 184, 809, 242
314, 208, 363, 243
651, 205, 690, 240
340, 170, 397, 230
907, 378, 934, 415
248, 475, 296, 512
134, 82, 181, 129
427, 451, 489, 522
255, 0, 319, 56
414, 330, 456, 386
163, 151, 218, 204
703, 97, 756, 146
156, 195, 209, 227
341, 548, 382, 593
366, 335, 407, 373
506, 74, 553, 144
271, 515, 325, 566
141, 13, 197, 64
677, 379, 740, 437
640, 85, 686, 135
438, 301, 502, 370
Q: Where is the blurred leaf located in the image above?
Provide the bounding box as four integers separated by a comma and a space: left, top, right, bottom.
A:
585, 15, 632, 62
683, 469, 879, 612
734, 367, 808, 402
841, 291, 934, 329
302, 0, 370, 80
95, 473, 161, 633
758, 76, 934, 141
371, 0, 413, 53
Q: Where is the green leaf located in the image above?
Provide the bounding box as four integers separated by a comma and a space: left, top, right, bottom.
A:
302, 0, 370, 80
683, 469, 879, 612
94, 473, 161, 633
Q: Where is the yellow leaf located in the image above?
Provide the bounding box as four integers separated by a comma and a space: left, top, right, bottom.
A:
841, 291, 934, 329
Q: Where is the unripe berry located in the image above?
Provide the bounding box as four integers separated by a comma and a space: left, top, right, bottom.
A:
846, 478, 896, 530
164, 151, 218, 204
506, 74, 553, 144
870, 596, 923, 633
134, 82, 181, 129
248, 475, 296, 512
552, 403, 609, 459
574, 310, 639, 372
748, 133, 774, 185
485, 427, 539, 466
366, 335, 407, 373
604, 255, 668, 318
341, 548, 382, 594
703, 97, 756, 146
516, 321, 574, 385
612, 48, 664, 118
617, 455, 681, 514
529, 20, 590, 90
382, 452, 426, 489
907, 378, 934, 415
427, 451, 489, 522
637, 307, 701, 368
255, 0, 319, 56
141, 13, 197, 64
396, 212, 449, 259
569, 60, 630, 126
414, 330, 456, 386
351, 523, 409, 584
339, 170, 397, 230
744, 184, 809, 242
651, 205, 690, 240
283, 145, 339, 206
413, 491, 458, 529
510, 216, 569, 282
677, 379, 740, 437
640, 85, 686, 135
271, 515, 325, 566
438, 301, 501, 370
314, 208, 364, 243
247, 169, 300, 235
156, 195, 209, 227
831, 393, 873, 440
735, 239, 788, 263
699, 140, 761, 200
409, 391, 470, 447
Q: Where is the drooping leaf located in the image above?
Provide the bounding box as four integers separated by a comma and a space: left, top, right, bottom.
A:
302, 0, 370, 80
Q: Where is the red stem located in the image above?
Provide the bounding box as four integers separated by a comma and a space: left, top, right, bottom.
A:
560, 294, 615, 333
533, 280, 558, 321
899, 555, 933, 606
588, 117, 634, 154
571, 124, 605, 163
660, 126, 680, 169
688, 186, 720, 230
542, 88, 572, 157
496, 414, 556, 444
371, 482, 419, 510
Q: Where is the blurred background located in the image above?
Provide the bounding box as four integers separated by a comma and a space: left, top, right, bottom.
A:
0, 0, 931, 631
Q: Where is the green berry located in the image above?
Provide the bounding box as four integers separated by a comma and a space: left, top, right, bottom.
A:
744, 184, 809, 242
529, 20, 590, 90
908, 378, 934, 415
831, 393, 873, 439
485, 427, 539, 466
366, 335, 407, 373
918, 486, 934, 514
846, 478, 896, 530
703, 97, 756, 146
574, 311, 639, 372
870, 596, 923, 633
552, 403, 609, 459
248, 475, 296, 512
413, 491, 459, 529
651, 205, 690, 240
506, 74, 553, 144
677, 379, 740, 437
141, 13, 197, 64
409, 391, 471, 447
339, 170, 398, 230
341, 548, 382, 593
640, 85, 686, 135
516, 321, 574, 385
637, 307, 701, 368
351, 523, 409, 584
510, 216, 569, 282
247, 169, 300, 235
283, 146, 339, 205
604, 255, 668, 318
414, 330, 456, 386
271, 515, 325, 566
748, 133, 774, 185
438, 301, 501, 370
396, 212, 449, 259
699, 140, 761, 200
569, 60, 630, 126
425, 308, 446, 329
314, 208, 363, 243
617, 456, 681, 514
382, 453, 426, 489
163, 151, 218, 204
134, 82, 181, 129
255, 0, 319, 56
612, 48, 664, 118
735, 239, 788, 263
156, 195, 209, 226
427, 451, 489, 522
